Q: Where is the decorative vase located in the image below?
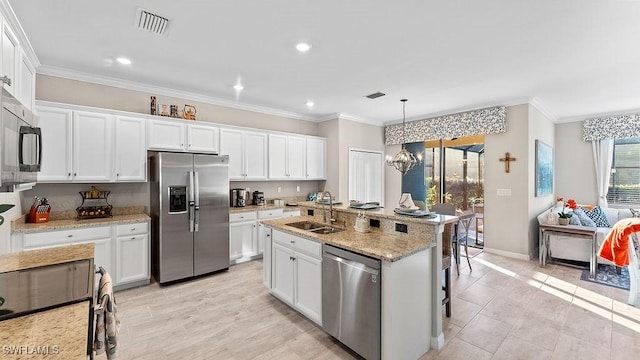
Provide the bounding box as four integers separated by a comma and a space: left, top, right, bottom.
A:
558, 217, 569, 225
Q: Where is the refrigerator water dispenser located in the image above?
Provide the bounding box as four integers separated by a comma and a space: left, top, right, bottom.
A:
169, 186, 187, 213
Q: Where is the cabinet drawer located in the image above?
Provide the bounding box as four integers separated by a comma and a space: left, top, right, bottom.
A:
273, 230, 321, 259
230, 211, 257, 222
116, 222, 149, 236
258, 209, 284, 219
23, 226, 111, 248
284, 210, 300, 217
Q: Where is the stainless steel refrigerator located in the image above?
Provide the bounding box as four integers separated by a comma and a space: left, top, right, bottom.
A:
150, 152, 230, 284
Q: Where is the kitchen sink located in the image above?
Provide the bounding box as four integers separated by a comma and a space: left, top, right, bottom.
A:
285, 221, 344, 234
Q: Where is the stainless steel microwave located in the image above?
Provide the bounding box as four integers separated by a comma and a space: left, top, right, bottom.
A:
0, 88, 41, 192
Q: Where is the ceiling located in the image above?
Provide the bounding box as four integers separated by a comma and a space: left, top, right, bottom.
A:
10, 0, 640, 125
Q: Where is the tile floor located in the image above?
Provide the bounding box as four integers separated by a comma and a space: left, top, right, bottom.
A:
115, 252, 640, 359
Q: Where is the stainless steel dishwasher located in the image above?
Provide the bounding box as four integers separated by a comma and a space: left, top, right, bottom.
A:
322, 244, 381, 360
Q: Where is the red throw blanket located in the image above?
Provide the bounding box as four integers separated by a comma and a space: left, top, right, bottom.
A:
598, 217, 640, 266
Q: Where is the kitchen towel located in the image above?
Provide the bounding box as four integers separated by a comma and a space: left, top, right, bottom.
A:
94, 268, 120, 359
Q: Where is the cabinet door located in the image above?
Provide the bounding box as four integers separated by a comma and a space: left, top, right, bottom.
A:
115, 116, 146, 181
229, 221, 254, 260
76, 238, 112, 289
260, 224, 273, 289
147, 119, 185, 151
220, 128, 244, 180
73, 111, 114, 181
36, 107, 73, 181
187, 124, 219, 153
294, 252, 322, 324
1, 23, 18, 95
116, 234, 149, 284
306, 138, 326, 179
272, 243, 294, 304
18, 50, 34, 110
287, 136, 306, 179
268, 134, 288, 179
244, 131, 267, 180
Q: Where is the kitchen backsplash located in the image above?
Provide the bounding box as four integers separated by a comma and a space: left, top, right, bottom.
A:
230, 180, 324, 201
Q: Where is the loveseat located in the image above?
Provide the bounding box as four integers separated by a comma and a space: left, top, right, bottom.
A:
537, 206, 634, 265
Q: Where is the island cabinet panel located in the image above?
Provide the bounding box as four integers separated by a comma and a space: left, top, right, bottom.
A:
269, 230, 322, 325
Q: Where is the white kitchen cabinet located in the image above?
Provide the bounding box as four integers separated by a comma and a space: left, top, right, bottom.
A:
147, 118, 185, 151
1, 21, 18, 96
115, 116, 146, 181
260, 223, 272, 289
229, 220, 256, 262
306, 137, 326, 180
76, 237, 112, 290
73, 111, 114, 182
268, 134, 306, 180
18, 48, 35, 110
37, 106, 73, 181
220, 128, 267, 180
270, 230, 322, 325
187, 123, 219, 153
116, 234, 149, 284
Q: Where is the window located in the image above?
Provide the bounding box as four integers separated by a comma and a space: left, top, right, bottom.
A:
607, 138, 640, 204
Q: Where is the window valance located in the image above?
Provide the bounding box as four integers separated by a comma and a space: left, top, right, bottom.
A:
384, 106, 506, 145
583, 114, 640, 141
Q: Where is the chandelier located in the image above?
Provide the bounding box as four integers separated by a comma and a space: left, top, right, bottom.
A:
386, 99, 421, 175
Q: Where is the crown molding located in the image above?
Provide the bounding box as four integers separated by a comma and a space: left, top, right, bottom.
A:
337, 112, 383, 126
529, 97, 558, 122
37, 65, 325, 122
0, 0, 40, 67
557, 106, 640, 124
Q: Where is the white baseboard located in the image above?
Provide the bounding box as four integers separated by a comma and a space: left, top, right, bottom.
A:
483, 247, 533, 261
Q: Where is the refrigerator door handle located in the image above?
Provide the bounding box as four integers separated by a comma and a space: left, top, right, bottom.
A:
189, 171, 195, 233
194, 171, 200, 232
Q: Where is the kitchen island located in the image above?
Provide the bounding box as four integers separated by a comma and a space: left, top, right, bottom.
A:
261, 202, 457, 360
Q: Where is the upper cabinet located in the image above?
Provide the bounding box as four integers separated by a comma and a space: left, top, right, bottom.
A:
1, 21, 18, 96
37, 106, 73, 182
147, 118, 219, 153
268, 134, 306, 180
305, 137, 326, 180
18, 48, 34, 110
220, 128, 267, 181
115, 116, 146, 181
72, 111, 114, 182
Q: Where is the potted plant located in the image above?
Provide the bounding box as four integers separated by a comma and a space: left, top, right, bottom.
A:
557, 198, 577, 225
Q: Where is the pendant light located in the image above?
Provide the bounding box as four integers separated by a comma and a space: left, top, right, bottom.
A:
386, 99, 420, 175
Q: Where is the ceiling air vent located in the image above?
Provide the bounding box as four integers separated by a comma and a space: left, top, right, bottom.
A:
135, 8, 169, 35
365, 92, 386, 99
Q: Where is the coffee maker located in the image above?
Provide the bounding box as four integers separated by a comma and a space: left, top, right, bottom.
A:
231, 189, 247, 207
252, 191, 265, 206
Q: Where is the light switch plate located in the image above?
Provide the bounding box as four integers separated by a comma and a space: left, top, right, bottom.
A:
497, 188, 512, 196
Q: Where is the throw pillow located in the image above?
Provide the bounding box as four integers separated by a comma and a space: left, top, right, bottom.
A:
583, 206, 611, 227
574, 207, 597, 227
569, 213, 582, 226
631, 208, 640, 218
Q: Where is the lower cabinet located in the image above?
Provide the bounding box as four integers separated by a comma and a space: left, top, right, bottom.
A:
11, 221, 150, 290
261, 225, 273, 289
270, 230, 322, 325
229, 220, 257, 262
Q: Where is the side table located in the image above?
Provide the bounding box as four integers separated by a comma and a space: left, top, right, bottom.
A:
539, 224, 598, 278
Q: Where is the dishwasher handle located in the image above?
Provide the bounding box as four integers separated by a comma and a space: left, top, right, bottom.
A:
323, 252, 380, 277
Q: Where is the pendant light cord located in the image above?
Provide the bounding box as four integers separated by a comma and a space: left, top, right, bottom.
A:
401, 99, 407, 149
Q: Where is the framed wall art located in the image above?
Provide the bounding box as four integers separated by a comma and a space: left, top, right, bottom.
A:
535, 140, 553, 197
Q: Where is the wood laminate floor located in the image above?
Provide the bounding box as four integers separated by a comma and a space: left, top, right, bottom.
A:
116, 252, 640, 359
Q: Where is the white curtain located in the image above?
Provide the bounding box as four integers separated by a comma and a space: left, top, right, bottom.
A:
591, 139, 614, 207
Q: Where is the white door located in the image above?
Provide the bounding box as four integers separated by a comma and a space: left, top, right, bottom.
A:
1, 24, 18, 95
306, 138, 326, 179
294, 252, 322, 324
147, 119, 185, 151
76, 238, 112, 289
73, 111, 113, 181
272, 243, 294, 304
220, 128, 245, 180
18, 50, 34, 110
349, 149, 383, 204
115, 116, 146, 181
187, 124, 219, 153
116, 234, 149, 284
287, 136, 306, 179
37, 107, 73, 181
244, 131, 268, 180
268, 134, 288, 179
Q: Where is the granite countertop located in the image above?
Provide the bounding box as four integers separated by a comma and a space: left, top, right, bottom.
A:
0, 301, 90, 359
0, 243, 95, 273
12, 213, 151, 234
261, 216, 442, 262
229, 205, 300, 213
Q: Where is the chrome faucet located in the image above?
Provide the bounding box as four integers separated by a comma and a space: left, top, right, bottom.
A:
322, 191, 335, 224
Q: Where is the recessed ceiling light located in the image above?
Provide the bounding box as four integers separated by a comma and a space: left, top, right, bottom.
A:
116, 57, 131, 65
233, 84, 244, 91
306, 100, 315, 108
295, 42, 312, 53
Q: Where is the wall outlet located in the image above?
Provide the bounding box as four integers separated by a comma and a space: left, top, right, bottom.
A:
497, 188, 512, 196
395, 223, 408, 233
296, 186, 300, 192
370, 219, 380, 228
277, 187, 281, 193
246, 188, 250, 193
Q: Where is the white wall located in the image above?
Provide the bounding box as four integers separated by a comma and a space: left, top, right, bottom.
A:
318, 118, 339, 196
0, 192, 22, 255
555, 121, 596, 204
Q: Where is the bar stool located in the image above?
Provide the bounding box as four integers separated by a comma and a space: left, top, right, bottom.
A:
454, 213, 475, 273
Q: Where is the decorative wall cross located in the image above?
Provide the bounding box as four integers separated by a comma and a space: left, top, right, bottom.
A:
499, 152, 516, 173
